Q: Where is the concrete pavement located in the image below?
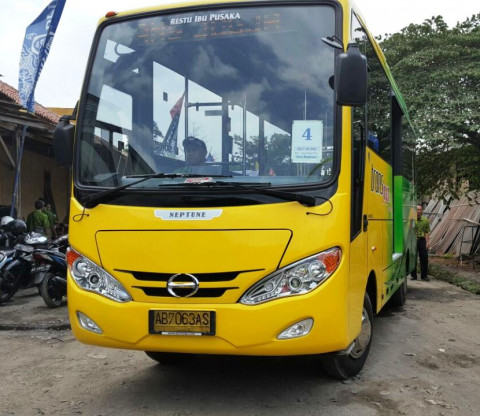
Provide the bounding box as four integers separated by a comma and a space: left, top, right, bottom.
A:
0, 287, 69, 330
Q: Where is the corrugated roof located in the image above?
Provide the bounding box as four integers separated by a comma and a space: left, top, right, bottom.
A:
0, 80, 60, 124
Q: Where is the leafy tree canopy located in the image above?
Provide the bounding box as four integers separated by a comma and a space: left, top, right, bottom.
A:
380, 14, 480, 201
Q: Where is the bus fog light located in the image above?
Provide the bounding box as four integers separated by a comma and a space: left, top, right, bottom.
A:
277, 318, 313, 339
77, 311, 103, 334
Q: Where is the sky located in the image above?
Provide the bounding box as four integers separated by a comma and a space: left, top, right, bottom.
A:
0, 0, 478, 109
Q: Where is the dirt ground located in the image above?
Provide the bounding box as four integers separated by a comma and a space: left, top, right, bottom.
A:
430, 256, 480, 284
0, 275, 479, 416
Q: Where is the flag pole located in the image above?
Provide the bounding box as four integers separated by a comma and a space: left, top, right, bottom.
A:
10, 126, 27, 217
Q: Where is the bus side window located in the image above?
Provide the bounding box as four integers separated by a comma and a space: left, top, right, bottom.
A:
352, 11, 392, 163
365, 48, 392, 163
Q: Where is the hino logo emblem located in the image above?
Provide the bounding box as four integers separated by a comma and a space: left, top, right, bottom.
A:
167, 273, 199, 297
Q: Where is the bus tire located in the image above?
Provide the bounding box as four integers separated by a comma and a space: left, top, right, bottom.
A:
145, 351, 186, 365
320, 293, 373, 380
390, 276, 407, 307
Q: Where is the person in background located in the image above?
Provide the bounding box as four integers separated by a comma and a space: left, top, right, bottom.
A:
183, 136, 207, 167
174, 136, 208, 174
175, 136, 218, 175
411, 204, 430, 281
44, 203, 57, 239
26, 200, 49, 236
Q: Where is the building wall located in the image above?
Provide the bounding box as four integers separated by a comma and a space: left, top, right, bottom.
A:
0, 144, 70, 223
0, 147, 15, 214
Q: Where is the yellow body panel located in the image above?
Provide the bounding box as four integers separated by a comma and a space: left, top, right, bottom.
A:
68, 186, 360, 354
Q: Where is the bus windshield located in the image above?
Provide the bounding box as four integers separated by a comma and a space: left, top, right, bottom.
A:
77, 5, 337, 189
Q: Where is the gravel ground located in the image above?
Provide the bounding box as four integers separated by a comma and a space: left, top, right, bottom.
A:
0, 277, 479, 416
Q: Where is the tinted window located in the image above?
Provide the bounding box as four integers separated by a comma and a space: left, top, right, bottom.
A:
365, 41, 392, 163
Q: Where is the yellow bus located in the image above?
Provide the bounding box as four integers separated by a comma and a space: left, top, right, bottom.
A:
54, 0, 416, 379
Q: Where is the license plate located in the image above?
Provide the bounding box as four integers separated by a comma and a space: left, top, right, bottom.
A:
31, 264, 50, 273
16, 244, 33, 253
149, 310, 215, 336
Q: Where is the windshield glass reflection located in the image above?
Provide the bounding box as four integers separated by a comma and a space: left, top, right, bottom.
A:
78, 5, 337, 188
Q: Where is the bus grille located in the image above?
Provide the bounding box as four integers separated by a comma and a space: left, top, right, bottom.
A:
116, 269, 264, 299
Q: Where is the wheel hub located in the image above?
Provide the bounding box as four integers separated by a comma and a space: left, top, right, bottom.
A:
350, 306, 372, 359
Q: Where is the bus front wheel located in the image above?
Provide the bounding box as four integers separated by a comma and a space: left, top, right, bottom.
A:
320, 293, 373, 380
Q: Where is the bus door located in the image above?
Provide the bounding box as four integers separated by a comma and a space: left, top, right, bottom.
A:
366, 150, 393, 302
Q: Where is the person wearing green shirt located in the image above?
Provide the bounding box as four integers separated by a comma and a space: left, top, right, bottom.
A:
411, 204, 430, 281
26, 200, 50, 236
44, 203, 57, 239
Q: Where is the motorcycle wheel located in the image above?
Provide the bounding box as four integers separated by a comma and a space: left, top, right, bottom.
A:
40, 272, 64, 308
0, 269, 20, 304
0, 285, 16, 304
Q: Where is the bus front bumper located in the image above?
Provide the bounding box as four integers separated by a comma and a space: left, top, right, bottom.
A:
68, 278, 351, 356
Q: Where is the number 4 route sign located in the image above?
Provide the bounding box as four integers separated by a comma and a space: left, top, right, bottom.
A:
291, 120, 323, 163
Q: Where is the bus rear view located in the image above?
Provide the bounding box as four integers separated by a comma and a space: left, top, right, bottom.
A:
55, 0, 415, 379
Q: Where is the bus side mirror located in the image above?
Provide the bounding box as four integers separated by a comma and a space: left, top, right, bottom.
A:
336, 42, 367, 107
53, 116, 75, 166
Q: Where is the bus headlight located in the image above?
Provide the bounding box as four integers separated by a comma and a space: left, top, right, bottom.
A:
240, 247, 341, 305
67, 248, 132, 302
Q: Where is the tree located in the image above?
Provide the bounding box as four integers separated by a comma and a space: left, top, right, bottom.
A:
232, 132, 292, 175
380, 15, 480, 201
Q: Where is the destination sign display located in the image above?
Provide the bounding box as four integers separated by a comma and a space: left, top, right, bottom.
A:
137, 9, 282, 44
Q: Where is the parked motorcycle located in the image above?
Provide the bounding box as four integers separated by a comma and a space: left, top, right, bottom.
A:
35, 234, 68, 308
0, 216, 20, 303
0, 249, 15, 301
0, 219, 49, 304
0, 215, 16, 248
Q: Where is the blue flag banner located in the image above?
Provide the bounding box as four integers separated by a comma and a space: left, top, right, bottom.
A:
18, 0, 66, 112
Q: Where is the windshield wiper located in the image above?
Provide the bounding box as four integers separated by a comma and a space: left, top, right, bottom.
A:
81, 173, 231, 208
82, 174, 317, 208
183, 181, 318, 207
